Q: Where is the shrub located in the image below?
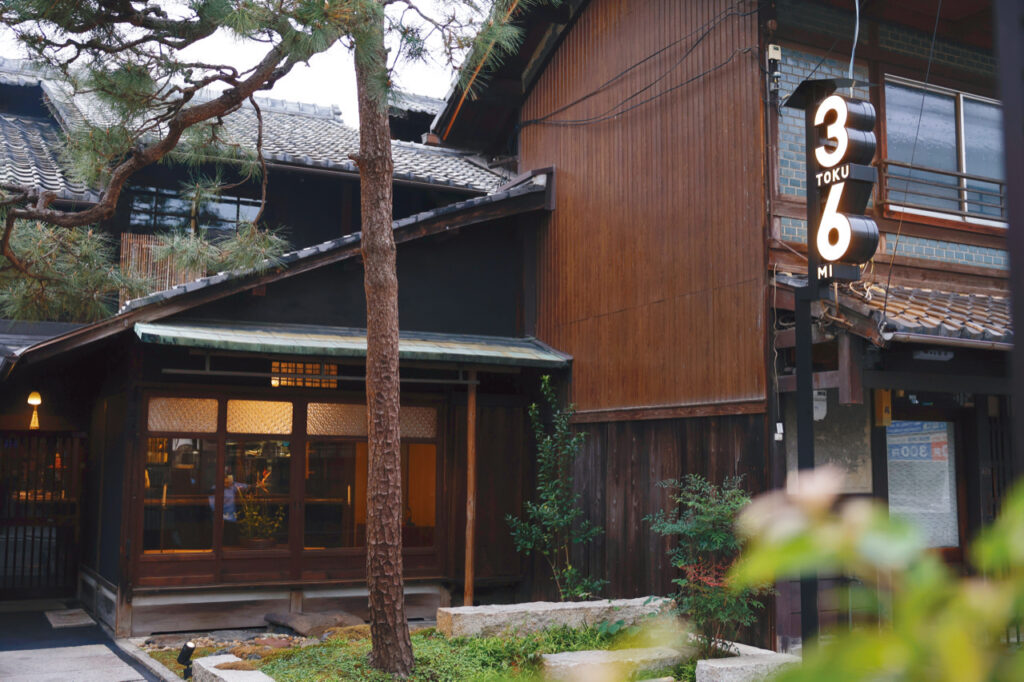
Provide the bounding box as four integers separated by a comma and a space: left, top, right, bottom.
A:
731, 468, 1024, 682
507, 375, 606, 601
646, 475, 768, 658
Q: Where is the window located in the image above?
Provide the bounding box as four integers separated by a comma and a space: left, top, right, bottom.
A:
271, 361, 339, 389
883, 77, 1005, 225
885, 421, 959, 548
128, 186, 261, 237
141, 396, 438, 556
143, 438, 217, 552
303, 402, 437, 549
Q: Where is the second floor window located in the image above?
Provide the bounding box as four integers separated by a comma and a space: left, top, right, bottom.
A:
129, 186, 261, 237
883, 76, 1005, 225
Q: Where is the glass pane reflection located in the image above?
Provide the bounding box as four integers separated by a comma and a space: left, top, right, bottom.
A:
143, 438, 216, 552
224, 440, 290, 549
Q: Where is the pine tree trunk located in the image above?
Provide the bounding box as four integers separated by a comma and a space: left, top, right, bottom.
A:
353, 9, 414, 677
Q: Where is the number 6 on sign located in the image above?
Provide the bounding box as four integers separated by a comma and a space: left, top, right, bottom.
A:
817, 182, 850, 261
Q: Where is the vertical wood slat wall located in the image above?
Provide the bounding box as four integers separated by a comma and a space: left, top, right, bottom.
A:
519, 0, 766, 413
568, 413, 766, 598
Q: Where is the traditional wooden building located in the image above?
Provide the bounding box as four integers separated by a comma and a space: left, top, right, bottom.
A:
0, 57, 560, 634
0, 0, 1015, 647
433, 0, 1014, 650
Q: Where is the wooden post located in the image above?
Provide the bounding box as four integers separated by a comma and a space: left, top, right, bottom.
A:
464, 369, 478, 606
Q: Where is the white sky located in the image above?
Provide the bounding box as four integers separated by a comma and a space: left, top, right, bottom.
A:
0, 8, 462, 125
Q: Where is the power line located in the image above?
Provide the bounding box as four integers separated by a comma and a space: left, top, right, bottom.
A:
524, 47, 755, 127
520, 1, 757, 128
879, 0, 944, 328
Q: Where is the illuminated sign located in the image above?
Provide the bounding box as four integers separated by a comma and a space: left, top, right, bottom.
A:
809, 93, 879, 273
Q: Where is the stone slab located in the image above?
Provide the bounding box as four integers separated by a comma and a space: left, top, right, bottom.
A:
543, 647, 686, 682
436, 597, 668, 637
264, 611, 363, 637
193, 654, 274, 682
0, 644, 144, 681
44, 608, 96, 629
696, 653, 800, 682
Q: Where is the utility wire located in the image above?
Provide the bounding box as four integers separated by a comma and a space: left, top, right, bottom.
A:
848, 0, 860, 93
524, 47, 755, 127
520, 1, 757, 128
879, 0, 944, 329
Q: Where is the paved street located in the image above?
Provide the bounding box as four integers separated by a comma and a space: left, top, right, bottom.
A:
0, 602, 159, 682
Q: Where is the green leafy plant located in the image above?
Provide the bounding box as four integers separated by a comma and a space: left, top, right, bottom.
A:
731, 467, 1024, 682
236, 471, 285, 540
646, 475, 768, 658
507, 375, 607, 601
0, 218, 151, 322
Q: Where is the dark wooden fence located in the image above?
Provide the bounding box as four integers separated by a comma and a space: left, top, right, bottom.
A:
0, 432, 84, 599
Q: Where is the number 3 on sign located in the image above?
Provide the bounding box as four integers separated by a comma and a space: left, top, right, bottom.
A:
814, 95, 849, 169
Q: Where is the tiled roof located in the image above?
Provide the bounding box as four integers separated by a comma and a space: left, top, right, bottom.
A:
0, 114, 97, 201
390, 91, 445, 116
119, 179, 547, 314
0, 58, 502, 195
773, 273, 1012, 347
0, 320, 83, 357
843, 283, 1012, 344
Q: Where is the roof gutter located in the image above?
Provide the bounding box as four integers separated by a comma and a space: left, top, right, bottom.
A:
887, 331, 1013, 351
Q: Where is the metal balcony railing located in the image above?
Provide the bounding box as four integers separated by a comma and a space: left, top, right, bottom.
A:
880, 159, 1007, 224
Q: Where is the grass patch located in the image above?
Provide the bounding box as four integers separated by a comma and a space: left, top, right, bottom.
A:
147, 646, 218, 679
260, 624, 698, 682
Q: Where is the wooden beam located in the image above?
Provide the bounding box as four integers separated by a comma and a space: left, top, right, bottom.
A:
463, 369, 478, 606
862, 371, 1011, 395
838, 334, 864, 405
774, 327, 833, 349
777, 370, 841, 393
571, 399, 766, 424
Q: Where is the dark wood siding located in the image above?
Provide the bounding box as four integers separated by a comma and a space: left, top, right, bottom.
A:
519, 0, 767, 413
568, 413, 767, 599
182, 222, 524, 337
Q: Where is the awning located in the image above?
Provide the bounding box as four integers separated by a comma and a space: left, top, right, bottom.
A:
134, 320, 571, 369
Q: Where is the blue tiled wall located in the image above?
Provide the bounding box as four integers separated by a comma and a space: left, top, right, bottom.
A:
775, 1, 1004, 272
776, 49, 868, 200
778, 0, 995, 77
777, 217, 1008, 271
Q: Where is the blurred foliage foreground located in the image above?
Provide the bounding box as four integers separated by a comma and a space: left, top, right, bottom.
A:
731, 467, 1024, 682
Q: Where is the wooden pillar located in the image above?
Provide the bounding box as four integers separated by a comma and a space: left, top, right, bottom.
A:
463, 369, 478, 606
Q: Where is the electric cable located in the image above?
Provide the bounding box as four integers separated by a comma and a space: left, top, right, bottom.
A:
524, 47, 756, 127
520, 2, 757, 128
879, 0, 944, 330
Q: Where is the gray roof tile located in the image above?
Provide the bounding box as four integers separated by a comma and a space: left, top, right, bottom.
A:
0, 113, 97, 201
0, 59, 502, 196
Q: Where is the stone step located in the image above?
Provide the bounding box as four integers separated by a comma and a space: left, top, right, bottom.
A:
542, 647, 686, 682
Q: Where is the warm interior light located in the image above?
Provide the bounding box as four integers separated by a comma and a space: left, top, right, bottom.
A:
28, 391, 41, 429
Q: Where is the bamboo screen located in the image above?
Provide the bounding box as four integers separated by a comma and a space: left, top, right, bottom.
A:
119, 233, 205, 305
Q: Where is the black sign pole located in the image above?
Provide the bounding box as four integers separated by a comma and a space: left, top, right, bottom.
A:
795, 84, 824, 647
786, 76, 879, 652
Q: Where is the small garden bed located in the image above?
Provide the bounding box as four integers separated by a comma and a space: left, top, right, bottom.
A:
256, 623, 697, 682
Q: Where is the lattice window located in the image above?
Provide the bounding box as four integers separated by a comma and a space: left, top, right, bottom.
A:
147, 397, 218, 433
307, 403, 367, 437
305, 403, 436, 439
226, 400, 293, 435
271, 361, 339, 389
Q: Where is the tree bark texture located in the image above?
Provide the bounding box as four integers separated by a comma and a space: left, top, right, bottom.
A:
354, 9, 414, 677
